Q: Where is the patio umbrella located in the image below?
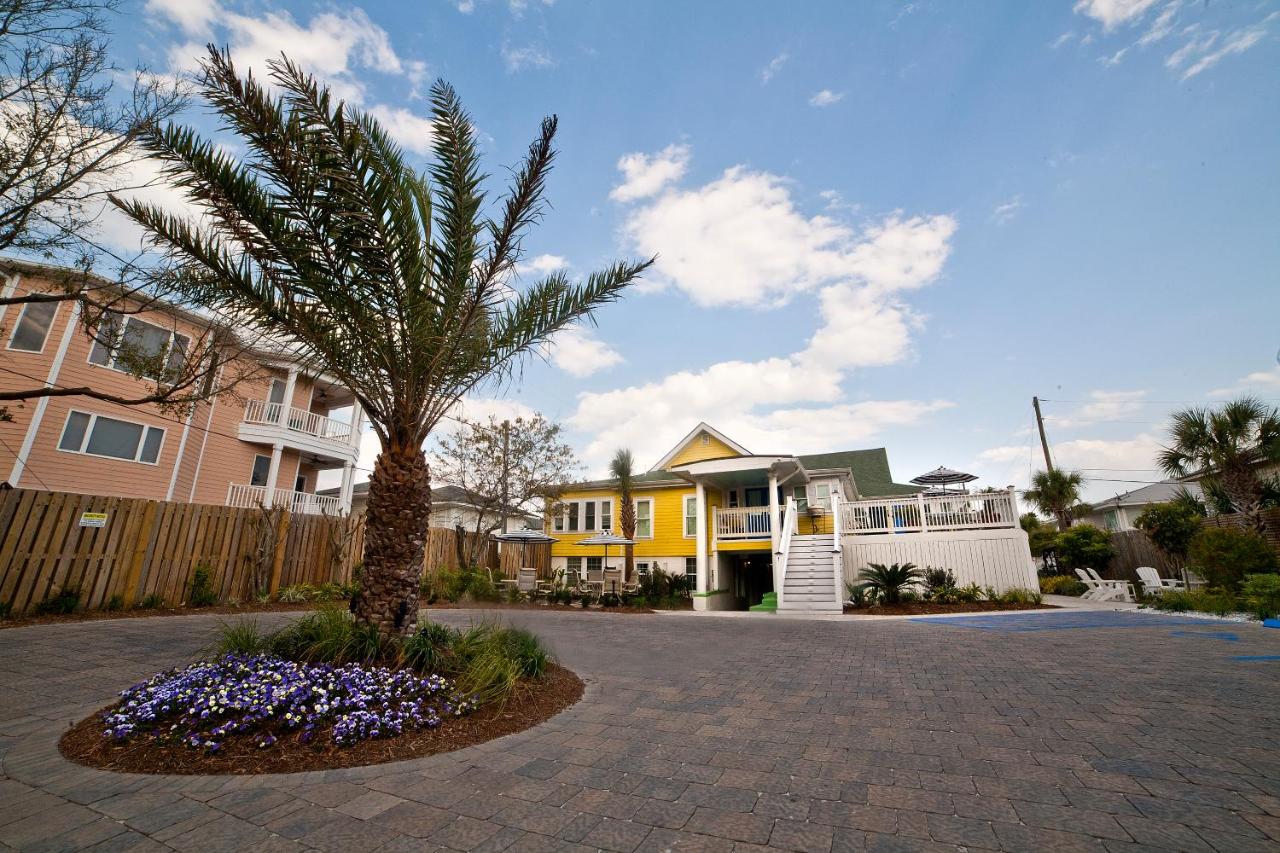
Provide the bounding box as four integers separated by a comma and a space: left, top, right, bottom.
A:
492, 529, 557, 569
576, 532, 635, 593
910, 466, 978, 494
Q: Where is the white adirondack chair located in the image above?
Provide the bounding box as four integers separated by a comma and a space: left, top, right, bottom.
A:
1074, 568, 1134, 603
1135, 566, 1185, 597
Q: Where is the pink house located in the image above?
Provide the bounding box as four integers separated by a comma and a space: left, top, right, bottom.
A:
0, 258, 362, 515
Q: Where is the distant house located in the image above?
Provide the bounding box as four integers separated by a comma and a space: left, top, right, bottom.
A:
0, 258, 364, 515
1076, 480, 1204, 531
318, 482, 540, 531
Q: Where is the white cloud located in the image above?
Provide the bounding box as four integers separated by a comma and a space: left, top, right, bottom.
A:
609, 143, 691, 203
760, 52, 788, 83
975, 434, 1164, 503
1046, 390, 1148, 429
572, 146, 958, 471
365, 105, 436, 156
517, 254, 570, 276
1208, 367, 1280, 398
548, 327, 623, 378
1051, 32, 1077, 49
991, 195, 1024, 225
501, 42, 554, 72
1073, 0, 1160, 31
1178, 20, 1273, 80
809, 89, 845, 107
151, 1, 417, 105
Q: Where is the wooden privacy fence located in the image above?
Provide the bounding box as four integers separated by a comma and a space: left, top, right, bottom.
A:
0, 488, 551, 615
1201, 508, 1280, 552
1105, 529, 1176, 584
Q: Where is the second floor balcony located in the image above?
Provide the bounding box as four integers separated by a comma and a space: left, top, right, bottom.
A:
239, 399, 359, 463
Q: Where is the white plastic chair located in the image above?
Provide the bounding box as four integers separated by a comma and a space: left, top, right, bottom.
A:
1075, 568, 1134, 602
1135, 566, 1185, 596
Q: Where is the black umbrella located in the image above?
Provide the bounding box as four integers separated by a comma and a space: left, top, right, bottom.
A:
492, 528, 557, 568
910, 466, 978, 494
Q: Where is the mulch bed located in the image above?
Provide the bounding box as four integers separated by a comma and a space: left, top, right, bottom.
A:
844, 601, 1056, 616
427, 601, 690, 615
60, 663, 583, 775
0, 601, 322, 630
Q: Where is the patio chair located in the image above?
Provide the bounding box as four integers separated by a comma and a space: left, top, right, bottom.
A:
583, 567, 604, 596
602, 567, 624, 595
516, 568, 542, 598
1135, 566, 1185, 596
1076, 568, 1135, 603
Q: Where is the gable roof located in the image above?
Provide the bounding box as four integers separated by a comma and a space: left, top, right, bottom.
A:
1088, 480, 1202, 510
316, 483, 540, 519
797, 448, 921, 498
648, 422, 751, 472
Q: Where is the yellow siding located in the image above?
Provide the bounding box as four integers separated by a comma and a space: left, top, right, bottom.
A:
550, 484, 725, 558
664, 431, 743, 468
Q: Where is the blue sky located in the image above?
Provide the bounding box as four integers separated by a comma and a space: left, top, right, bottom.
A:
114, 0, 1280, 501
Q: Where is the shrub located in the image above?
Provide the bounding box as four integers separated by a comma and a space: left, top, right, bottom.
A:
922, 567, 957, 597
276, 584, 311, 604
954, 583, 983, 603
600, 592, 621, 608
268, 606, 389, 666
853, 562, 922, 605
34, 586, 80, 615
1055, 524, 1114, 571
1039, 575, 1087, 596
1150, 589, 1242, 616
1242, 573, 1280, 620
137, 593, 164, 610
211, 618, 274, 656
504, 583, 523, 604
104, 594, 125, 611
553, 588, 573, 605
845, 582, 871, 608
997, 587, 1043, 605
0, 600, 11, 620
400, 621, 460, 673
1187, 527, 1277, 591
1134, 502, 1203, 566
189, 566, 218, 608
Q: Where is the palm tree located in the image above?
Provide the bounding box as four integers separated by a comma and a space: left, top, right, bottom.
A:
854, 562, 922, 605
113, 49, 652, 637
1158, 396, 1280, 535
609, 448, 636, 579
1023, 469, 1085, 531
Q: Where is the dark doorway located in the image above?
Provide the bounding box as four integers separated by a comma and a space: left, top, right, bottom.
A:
743, 487, 768, 507
730, 552, 773, 609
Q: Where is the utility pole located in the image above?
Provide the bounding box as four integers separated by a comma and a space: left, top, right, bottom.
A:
500, 419, 511, 534
1032, 396, 1054, 472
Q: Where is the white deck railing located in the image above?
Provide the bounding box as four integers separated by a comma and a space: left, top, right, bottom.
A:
714, 506, 772, 540
243, 399, 352, 443
839, 488, 1019, 535
226, 483, 344, 516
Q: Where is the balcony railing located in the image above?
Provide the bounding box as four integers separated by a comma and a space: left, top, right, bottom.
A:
243, 399, 352, 443
714, 506, 772, 540
226, 483, 344, 516
839, 488, 1018, 535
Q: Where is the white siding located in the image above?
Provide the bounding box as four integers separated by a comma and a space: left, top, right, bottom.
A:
841, 527, 1037, 593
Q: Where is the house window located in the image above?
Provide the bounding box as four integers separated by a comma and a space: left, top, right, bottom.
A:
567, 501, 579, 532
586, 557, 602, 572
635, 498, 653, 538
295, 474, 307, 492
1103, 509, 1119, 531
600, 499, 612, 531
793, 486, 808, 511
57, 410, 164, 464
7, 300, 57, 352
585, 500, 596, 531
813, 483, 831, 510
685, 557, 697, 586
88, 313, 190, 379
565, 556, 581, 580
552, 507, 565, 532
250, 455, 271, 487
683, 494, 697, 537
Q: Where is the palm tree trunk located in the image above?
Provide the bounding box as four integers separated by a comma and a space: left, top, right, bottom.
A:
1221, 469, 1269, 536
620, 500, 636, 579
355, 441, 430, 637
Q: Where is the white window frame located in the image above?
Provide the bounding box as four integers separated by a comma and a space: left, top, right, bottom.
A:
685, 556, 697, 583
250, 454, 271, 487
812, 483, 831, 510
600, 498, 612, 531
87, 313, 191, 379
56, 409, 165, 465
683, 493, 697, 538
634, 497, 654, 539
793, 485, 809, 511
6, 299, 58, 353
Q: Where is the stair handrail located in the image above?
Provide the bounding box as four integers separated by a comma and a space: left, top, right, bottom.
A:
775, 496, 796, 609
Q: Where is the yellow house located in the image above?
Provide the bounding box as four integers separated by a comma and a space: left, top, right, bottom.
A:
547, 422, 919, 612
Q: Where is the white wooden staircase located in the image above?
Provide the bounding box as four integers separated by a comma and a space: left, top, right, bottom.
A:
773, 498, 844, 614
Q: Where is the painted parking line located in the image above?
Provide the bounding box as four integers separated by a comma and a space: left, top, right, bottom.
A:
1232, 655, 1280, 661
1169, 630, 1239, 642
910, 611, 1219, 632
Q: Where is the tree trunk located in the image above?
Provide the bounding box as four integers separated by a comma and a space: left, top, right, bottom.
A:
355, 442, 430, 637
620, 498, 636, 579
1221, 468, 1268, 536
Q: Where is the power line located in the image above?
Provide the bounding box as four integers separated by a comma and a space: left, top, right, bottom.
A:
0, 434, 49, 489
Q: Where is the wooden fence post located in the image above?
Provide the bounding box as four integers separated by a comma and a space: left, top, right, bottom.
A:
268, 509, 292, 595
121, 501, 158, 608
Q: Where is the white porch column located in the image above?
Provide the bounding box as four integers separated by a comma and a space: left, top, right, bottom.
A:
348, 402, 364, 448
338, 462, 355, 514
694, 480, 708, 595
263, 442, 284, 507
278, 369, 298, 426
768, 471, 780, 553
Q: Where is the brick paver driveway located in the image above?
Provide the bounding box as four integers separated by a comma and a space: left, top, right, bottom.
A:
2, 608, 1280, 853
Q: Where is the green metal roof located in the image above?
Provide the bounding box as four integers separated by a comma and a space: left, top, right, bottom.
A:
797, 448, 922, 498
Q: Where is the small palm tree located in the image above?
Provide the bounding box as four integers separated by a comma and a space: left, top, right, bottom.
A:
1158, 396, 1280, 535
609, 448, 636, 578
114, 49, 652, 637
855, 562, 922, 605
1023, 469, 1085, 531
